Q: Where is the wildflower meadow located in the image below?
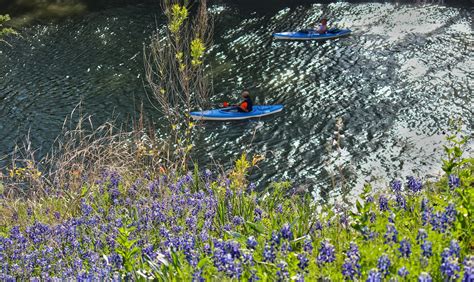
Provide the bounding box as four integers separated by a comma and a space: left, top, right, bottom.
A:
0, 128, 472, 281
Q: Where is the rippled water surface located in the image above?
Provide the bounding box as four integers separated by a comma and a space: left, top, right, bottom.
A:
0, 2, 472, 199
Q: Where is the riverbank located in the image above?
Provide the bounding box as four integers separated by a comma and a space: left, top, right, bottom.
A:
0, 126, 472, 280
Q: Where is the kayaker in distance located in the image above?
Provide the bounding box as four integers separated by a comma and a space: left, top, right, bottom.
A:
314, 18, 328, 34
236, 90, 253, 112
222, 90, 253, 112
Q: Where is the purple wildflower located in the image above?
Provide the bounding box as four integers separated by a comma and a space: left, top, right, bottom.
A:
366, 195, 374, 204
418, 272, 432, 282
398, 266, 409, 278
280, 223, 293, 240
347, 242, 360, 259
263, 244, 276, 262
416, 229, 428, 243
314, 220, 323, 231
395, 194, 407, 210
399, 238, 412, 258
246, 236, 257, 249
463, 256, 474, 282
448, 174, 460, 189
295, 273, 305, 282
441, 251, 460, 281
391, 180, 402, 192
303, 237, 313, 253
449, 240, 460, 258
276, 204, 283, 213
407, 176, 422, 193
421, 240, 432, 257
254, 208, 262, 222
270, 231, 280, 246
276, 262, 290, 281
317, 240, 335, 265
377, 254, 391, 277
366, 269, 382, 282
297, 253, 309, 270
379, 195, 389, 211
342, 258, 360, 280
192, 269, 205, 282
420, 197, 428, 209
232, 216, 244, 226
384, 223, 398, 244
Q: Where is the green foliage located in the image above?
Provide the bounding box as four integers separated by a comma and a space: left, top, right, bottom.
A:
190, 38, 205, 66
169, 4, 188, 35
441, 118, 469, 176
0, 14, 16, 39
115, 225, 142, 275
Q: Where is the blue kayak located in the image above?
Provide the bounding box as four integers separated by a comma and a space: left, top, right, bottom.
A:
273, 28, 351, 41
190, 105, 284, 121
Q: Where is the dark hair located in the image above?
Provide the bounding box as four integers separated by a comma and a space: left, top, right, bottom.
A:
241, 89, 250, 97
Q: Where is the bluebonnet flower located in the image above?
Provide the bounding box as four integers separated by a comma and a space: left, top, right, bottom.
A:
297, 253, 309, 270
418, 272, 432, 282
444, 204, 457, 226
379, 195, 389, 211
263, 244, 276, 262
295, 273, 305, 282
377, 254, 391, 277
342, 258, 360, 280
192, 269, 205, 282
247, 182, 256, 192
421, 240, 432, 257
398, 266, 409, 278
399, 238, 412, 258
303, 237, 313, 253
314, 220, 323, 231
366, 269, 382, 282
395, 194, 407, 210
369, 211, 376, 223
223, 224, 232, 232
254, 207, 262, 222
463, 256, 474, 282
186, 216, 197, 230
276, 204, 283, 213
271, 231, 281, 246
440, 251, 460, 281
365, 195, 374, 204
276, 262, 290, 281
407, 176, 422, 193
421, 198, 429, 211
346, 242, 360, 261
361, 226, 377, 241
416, 229, 428, 243
247, 236, 257, 249
280, 223, 293, 240
449, 240, 460, 258
232, 216, 244, 226
448, 174, 460, 189
249, 271, 260, 282
391, 180, 402, 193
317, 240, 335, 265
384, 223, 398, 244
342, 244, 361, 280
281, 241, 292, 252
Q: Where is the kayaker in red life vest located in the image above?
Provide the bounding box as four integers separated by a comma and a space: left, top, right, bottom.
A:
222, 90, 253, 112
315, 18, 328, 34
236, 90, 253, 112
227, 89, 253, 113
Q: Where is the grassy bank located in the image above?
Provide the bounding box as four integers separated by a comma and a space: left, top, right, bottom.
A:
0, 132, 472, 281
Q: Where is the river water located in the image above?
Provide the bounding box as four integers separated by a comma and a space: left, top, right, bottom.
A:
0, 2, 472, 199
